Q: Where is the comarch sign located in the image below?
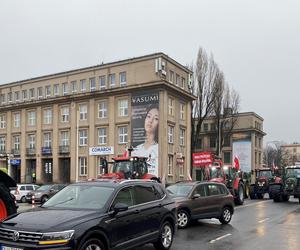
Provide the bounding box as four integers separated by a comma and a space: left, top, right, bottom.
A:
89, 146, 114, 156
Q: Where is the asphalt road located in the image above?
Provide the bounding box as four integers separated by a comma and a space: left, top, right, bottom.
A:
17, 197, 300, 250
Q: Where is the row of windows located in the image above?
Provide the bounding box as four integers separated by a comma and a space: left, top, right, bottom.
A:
168, 70, 186, 89
0, 125, 186, 152
0, 100, 186, 129
0, 72, 127, 105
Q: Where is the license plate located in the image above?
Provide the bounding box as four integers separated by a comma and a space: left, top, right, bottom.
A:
1, 246, 23, 250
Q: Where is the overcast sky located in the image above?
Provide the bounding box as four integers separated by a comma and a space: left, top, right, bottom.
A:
0, 0, 299, 144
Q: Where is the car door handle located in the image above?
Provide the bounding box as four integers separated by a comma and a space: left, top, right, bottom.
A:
133, 209, 140, 214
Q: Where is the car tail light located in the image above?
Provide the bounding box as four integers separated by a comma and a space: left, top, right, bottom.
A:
15, 188, 20, 195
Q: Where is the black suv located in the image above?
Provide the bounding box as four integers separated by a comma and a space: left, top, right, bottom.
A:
167, 181, 234, 228
0, 179, 177, 250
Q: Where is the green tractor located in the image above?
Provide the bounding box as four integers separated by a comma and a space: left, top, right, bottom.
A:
269, 166, 300, 203
0, 170, 17, 221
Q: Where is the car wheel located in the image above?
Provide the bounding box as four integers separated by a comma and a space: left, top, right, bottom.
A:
282, 195, 290, 202
78, 238, 105, 250
153, 221, 173, 250
256, 193, 263, 199
177, 210, 190, 229
219, 207, 232, 224
21, 196, 26, 203
41, 196, 49, 204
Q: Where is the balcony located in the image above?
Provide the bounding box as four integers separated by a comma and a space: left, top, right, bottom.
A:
59, 145, 70, 154
41, 147, 52, 156
26, 148, 36, 156
11, 149, 20, 156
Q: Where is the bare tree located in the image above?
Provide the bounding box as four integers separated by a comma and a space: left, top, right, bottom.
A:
263, 142, 290, 169
191, 48, 221, 152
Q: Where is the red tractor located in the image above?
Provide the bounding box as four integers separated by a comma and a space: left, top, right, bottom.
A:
193, 152, 246, 205
0, 170, 17, 221
99, 148, 160, 182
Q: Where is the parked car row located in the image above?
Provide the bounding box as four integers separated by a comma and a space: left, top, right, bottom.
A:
1, 180, 234, 250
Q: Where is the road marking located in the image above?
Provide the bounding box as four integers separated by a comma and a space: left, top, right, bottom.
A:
235, 200, 270, 209
209, 233, 232, 244
258, 218, 270, 223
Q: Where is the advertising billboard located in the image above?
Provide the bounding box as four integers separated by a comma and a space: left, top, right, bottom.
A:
131, 91, 159, 176
232, 140, 252, 172
192, 152, 214, 167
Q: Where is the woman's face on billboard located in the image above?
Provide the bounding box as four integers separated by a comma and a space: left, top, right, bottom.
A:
145, 108, 159, 134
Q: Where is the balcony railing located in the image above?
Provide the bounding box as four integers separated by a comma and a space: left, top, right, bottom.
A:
11, 149, 20, 156
26, 148, 36, 155
41, 147, 52, 156
59, 145, 70, 154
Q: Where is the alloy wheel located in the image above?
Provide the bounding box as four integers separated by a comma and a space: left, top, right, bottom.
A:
178, 211, 189, 228
85, 244, 102, 250
161, 223, 172, 248
223, 208, 231, 222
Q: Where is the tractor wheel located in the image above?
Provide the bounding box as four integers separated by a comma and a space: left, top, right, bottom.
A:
257, 193, 263, 199
299, 198, 300, 204
282, 195, 290, 202
268, 192, 274, 199
0, 184, 17, 221
270, 184, 282, 202
249, 185, 256, 200
235, 183, 244, 205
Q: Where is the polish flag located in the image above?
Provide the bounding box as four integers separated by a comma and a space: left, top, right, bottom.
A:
234, 156, 240, 171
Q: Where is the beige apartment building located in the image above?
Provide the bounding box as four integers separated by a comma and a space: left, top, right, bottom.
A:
281, 144, 300, 165
0, 53, 194, 184
193, 112, 266, 178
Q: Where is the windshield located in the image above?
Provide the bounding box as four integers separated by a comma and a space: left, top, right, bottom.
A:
210, 167, 224, 179
36, 185, 52, 191
113, 161, 133, 175
258, 171, 272, 178
167, 184, 193, 197
42, 185, 114, 209
286, 168, 300, 177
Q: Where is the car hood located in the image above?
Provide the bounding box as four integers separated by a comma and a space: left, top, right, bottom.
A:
1, 208, 103, 232
173, 196, 188, 203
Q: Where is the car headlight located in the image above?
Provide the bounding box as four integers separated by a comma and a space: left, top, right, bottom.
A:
34, 192, 41, 196
39, 230, 74, 245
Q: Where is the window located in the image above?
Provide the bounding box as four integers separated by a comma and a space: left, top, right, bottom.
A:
0, 94, 6, 104
8, 92, 12, 102
168, 155, 173, 175
15, 91, 20, 102
194, 185, 207, 197
180, 128, 185, 146
181, 77, 186, 89
43, 132, 52, 147
203, 123, 208, 131
176, 74, 180, 85
112, 187, 134, 207
98, 101, 107, 118
61, 107, 70, 122
80, 79, 86, 92
180, 103, 185, 120
60, 131, 69, 146
71, 81, 77, 93
208, 184, 221, 196
28, 134, 35, 149
89, 77, 96, 91
168, 97, 174, 116
119, 72, 126, 86
29, 88, 35, 99
38, 87, 43, 98
99, 76, 106, 90
109, 74, 115, 87
0, 114, 6, 129
0, 136, 6, 152
43, 109, 52, 124
224, 136, 230, 147
118, 99, 128, 116
13, 113, 20, 128
168, 125, 174, 144
98, 128, 107, 145
54, 84, 59, 96
79, 157, 87, 176
27, 111, 36, 126
45, 85, 51, 97
13, 135, 20, 150
22, 90, 27, 100
62, 82, 68, 95
118, 126, 128, 144
79, 129, 88, 146
169, 70, 174, 83
210, 136, 216, 148
223, 152, 231, 164
134, 186, 160, 204
79, 104, 88, 120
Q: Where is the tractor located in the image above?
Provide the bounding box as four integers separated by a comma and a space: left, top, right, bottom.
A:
269, 166, 300, 203
249, 168, 281, 199
194, 152, 246, 205
99, 147, 160, 182
0, 170, 17, 221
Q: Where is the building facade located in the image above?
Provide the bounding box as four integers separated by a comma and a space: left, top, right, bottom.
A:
193, 112, 266, 178
0, 53, 194, 184
281, 144, 300, 166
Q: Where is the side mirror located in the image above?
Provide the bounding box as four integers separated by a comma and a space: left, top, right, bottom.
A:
192, 193, 201, 199
113, 202, 128, 215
